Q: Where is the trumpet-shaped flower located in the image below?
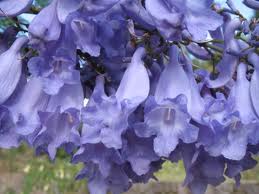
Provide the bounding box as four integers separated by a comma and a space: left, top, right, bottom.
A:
0, 36, 28, 104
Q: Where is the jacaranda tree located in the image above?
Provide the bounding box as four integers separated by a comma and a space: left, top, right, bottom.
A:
0, 0, 259, 194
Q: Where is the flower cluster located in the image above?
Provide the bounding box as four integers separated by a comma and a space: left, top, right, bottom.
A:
0, 0, 259, 194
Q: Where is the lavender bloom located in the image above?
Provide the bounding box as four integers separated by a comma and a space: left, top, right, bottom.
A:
46, 83, 84, 112
76, 162, 132, 194
225, 153, 257, 186
0, 0, 33, 17
81, 47, 149, 149
206, 16, 241, 88
134, 46, 200, 157
33, 108, 81, 160
29, 0, 61, 42
201, 100, 256, 160
7, 77, 83, 138
120, 0, 155, 30
8, 77, 49, 136
155, 46, 205, 122
250, 24, 259, 46
28, 45, 80, 95
96, 18, 129, 58
243, 0, 259, 10
122, 131, 159, 176
228, 63, 257, 124
57, 0, 119, 23
182, 144, 225, 194
2, 0, 259, 193
57, 0, 84, 23
72, 143, 134, 194
0, 36, 28, 104
0, 106, 20, 148
135, 96, 198, 157
249, 53, 259, 118
200, 63, 259, 160
220, 119, 258, 160
73, 143, 124, 177
252, 24, 259, 37
70, 15, 100, 57
145, 0, 223, 41
81, 0, 120, 16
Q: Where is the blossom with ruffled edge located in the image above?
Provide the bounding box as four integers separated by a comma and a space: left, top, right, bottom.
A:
56, 0, 120, 23
121, 130, 160, 176
33, 108, 81, 160
200, 62, 259, 161
145, 0, 223, 41
29, 0, 61, 42
28, 40, 80, 95
182, 144, 225, 194
81, 47, 149, 149
134, 46, 200, 157
0, 106, 21, 148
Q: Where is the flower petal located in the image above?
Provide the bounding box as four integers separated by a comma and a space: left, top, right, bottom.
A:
116, 47, 149, 105
228, 63, 257, 123
0, 36, 28, 104
29, 0, 61, 41
0, 0, 33, 17
57, 0, 84, 23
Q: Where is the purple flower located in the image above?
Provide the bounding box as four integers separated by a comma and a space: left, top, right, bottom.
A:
228, 63, 257, 124
69, 15, 100, 57
122, 130, 159, 176
6, 77, 83, 138
81, 47, 149, 149
72, 143, 134, 194
57, 0, 120, 23
29, 0, 61, 42
120, 0, 155, 30
200, 63, 259, 160
76, 162, 132, 194
182, 144, 225, 194
33, 108, 81, 160
46, 83, 84, 112
134, 46, 201, 157
243, 0, 259, 10
135, 96, 198, 157
0, 106, 21, 148
155, 46, 205, 122
73, 143, 124, 177
2, 0, 259, 193
0, 36, 28, 104
206, 16, 241, 88
96, 18, 130, 58
0, 0, 33, 16
145, 0, 223, 41
8, 77, 49, 136
249, 53, 259, 118
225, 153, 257, 186
28, 45, 80, 95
